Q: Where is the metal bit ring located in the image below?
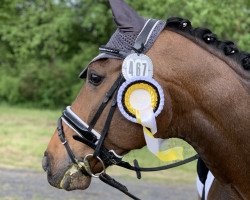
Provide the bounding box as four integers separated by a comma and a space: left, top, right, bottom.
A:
83, 154, 106, 178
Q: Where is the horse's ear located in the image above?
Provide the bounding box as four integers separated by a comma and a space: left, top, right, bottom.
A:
108, 0, 145, 33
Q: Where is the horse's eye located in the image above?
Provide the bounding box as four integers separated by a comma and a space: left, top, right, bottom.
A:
88, 73, 103, 86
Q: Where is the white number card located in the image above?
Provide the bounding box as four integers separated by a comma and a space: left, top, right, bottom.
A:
122, 53, 153, 80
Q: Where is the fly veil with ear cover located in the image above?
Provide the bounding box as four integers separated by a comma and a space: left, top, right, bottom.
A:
59, 0, 198, 199
79, 0, 166, 78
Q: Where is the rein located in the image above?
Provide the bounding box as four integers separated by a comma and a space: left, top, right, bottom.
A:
57, 19, 199, 200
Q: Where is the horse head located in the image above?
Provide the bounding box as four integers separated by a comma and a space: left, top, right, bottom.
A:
42, 0, 250, 198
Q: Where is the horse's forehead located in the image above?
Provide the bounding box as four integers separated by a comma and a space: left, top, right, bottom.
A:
89, 59, 122, 74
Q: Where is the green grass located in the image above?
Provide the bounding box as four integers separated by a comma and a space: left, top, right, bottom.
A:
0, 104, 197, 183
0, 104, 61, 170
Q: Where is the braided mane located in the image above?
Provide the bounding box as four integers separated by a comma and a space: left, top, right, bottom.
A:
165, 17, 250, 83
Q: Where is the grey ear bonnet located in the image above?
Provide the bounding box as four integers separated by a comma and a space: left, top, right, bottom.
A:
79, 0, 166, 78
95, 19, 165, 61
79, 20, 166, 78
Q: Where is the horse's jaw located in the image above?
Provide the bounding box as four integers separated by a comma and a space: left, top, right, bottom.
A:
47, 163, 91, 191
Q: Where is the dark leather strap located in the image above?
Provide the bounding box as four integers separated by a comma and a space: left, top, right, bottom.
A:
57, 119, 77, 164
72, 135, 96, 150
202, 186, 206, 200
73, 135, 122, 166
88, 74, 124, 130
99, 46, 128, 59
93, 90, 120, 158
99, 173, 140, 200
117, 154, 199, 172
133, 159, 141, 179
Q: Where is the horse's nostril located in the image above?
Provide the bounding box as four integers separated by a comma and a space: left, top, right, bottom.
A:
42, 154, 49, 172
44, 151, 48, 157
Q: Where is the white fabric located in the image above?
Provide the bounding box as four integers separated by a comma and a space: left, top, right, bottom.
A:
196, 171, 215, 200
138, 106, 157, 134
205, 171, 215, 200
144, 132, 164, 154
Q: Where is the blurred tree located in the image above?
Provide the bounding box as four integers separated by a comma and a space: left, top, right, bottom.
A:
0, 0, 249, 108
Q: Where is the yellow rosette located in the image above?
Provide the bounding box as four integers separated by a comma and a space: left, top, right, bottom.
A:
117, 77, 183, 162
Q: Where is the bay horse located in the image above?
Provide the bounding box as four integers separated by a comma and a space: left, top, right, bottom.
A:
42, 0, 250, 199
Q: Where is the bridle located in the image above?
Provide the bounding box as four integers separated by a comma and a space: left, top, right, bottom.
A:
57, 19, 199, 200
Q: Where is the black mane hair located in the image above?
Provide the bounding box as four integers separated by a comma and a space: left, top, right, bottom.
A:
165, 17, 250, 72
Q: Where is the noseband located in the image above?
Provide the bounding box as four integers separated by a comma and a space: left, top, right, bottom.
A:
57, 19, 199, 200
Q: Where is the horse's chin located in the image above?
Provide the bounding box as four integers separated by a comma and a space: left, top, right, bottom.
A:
60, 171, 91, 191
48, 164, 91, 191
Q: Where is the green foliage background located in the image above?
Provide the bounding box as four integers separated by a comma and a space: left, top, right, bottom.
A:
0, 0, 249, 108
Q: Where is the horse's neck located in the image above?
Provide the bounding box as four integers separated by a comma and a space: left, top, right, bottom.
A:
149, 30, 250, 198
176, 104, 249, 199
